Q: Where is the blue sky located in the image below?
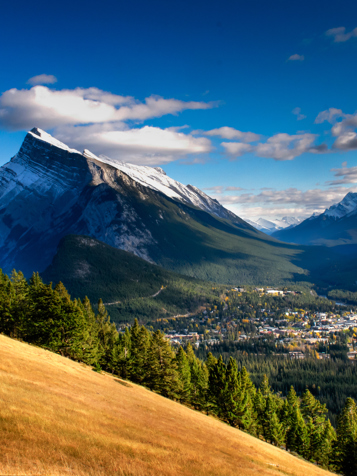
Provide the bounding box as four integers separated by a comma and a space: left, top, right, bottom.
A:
1, 0, 357, 220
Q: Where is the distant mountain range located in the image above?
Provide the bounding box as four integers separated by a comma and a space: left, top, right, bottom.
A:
272, 192, 357, 247
0, 128, 316, 286
245, 216, 302, 235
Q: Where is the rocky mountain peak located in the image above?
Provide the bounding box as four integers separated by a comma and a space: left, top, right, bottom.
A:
324, 192, 357, 219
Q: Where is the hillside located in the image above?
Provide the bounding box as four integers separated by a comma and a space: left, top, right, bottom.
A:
0, 334, 332, 476
42, 234, 224, 322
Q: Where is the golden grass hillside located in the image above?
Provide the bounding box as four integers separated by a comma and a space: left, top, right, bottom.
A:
0, 334, 332, 476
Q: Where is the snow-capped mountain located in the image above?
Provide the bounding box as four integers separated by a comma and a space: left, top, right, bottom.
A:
324, 192, 357, 219
272, 192, 357, 246
83, 150, 238, 221
245, 216, 302, 235
0, 128, 258, 276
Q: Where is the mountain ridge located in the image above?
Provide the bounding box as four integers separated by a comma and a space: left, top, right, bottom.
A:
272, 192, 357, 246
245, 216, 302, 235
0, 127, 340, 288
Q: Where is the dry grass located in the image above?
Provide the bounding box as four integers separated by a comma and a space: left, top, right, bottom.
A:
0, 334, 332, 476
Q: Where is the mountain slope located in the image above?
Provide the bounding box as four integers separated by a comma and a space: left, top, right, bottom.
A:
0, 128, 313, 285
0, 334, 332, 476
89, 151, 238, 221
42, 234, 224, 322
273, 192, 357, 246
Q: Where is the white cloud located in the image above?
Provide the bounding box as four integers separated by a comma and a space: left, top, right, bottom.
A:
216, 186, 357, 209
255, 133, 317, 160
292, 107, 306, 121
205, 126, 260, 142
315, 107, 357, 151
0, 86, 212, 131
27, 74, 58, 86
203, 185, 245, 194
325, 26, 357, 43
315, 108, 344, 125
222, 132, 320, 161
288, 54, 305, 61
328, 163, 357, 185
213, 186, 357, 219
221, 142, 253, 156
55, 124, 212, 165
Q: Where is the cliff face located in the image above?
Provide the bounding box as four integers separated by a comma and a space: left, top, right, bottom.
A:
0, 129, 160, 274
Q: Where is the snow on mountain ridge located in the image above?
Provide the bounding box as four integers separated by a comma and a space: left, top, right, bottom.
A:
324, 192, 357, 219
29, 128, 81, 154
91, 153, 238, 220
30, 128, 239, 221
244, 216, 302, 235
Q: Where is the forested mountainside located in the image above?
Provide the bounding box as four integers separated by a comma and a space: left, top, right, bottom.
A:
42, 234, 225, 322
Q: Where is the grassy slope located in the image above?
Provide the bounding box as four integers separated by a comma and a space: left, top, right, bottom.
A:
0, 334, 332, 476
42, 235, 225, 323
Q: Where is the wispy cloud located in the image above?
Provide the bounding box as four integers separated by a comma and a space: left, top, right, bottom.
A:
328, 163, 357, 185
203, 185, 245, 194
55, 124, 212, 165
315, 107, 357, 151
325, 26, 357, 43
216, 186, 357, 219
288, 54, 304, 61
0, 86, 213, 131
292, 107, 306, 121
222, 132, 322, 161
204, 126, 260, 142
221, 142, 253, 157
27, 74, 58, 86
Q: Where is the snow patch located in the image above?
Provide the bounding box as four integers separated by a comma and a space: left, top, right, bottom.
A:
29, 128, 81, 154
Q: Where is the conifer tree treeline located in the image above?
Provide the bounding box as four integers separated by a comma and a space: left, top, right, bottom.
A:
0, 269, 356, 474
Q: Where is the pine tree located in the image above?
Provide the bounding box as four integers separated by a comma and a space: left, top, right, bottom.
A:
27, 277, 85, 358
208, 355, 226, 417
145, 330, 180, 398
205, 351, 218, 374
258, 391, 286, 447
114, 327, 131, 379
96, 299, 118, 371
0, 270, 14, 336
129, 319, 150, 383
260, 374, 272, 397
222, 357, 242, 426
301, 389, 334, 465
176, 346, 192, 403
76, 296, 102, 366
285, 394, 310, 458
253, 389, 266, 438
268, 411, 285, 447
185, 343, 208, 410
238, 366, 256, 434
334, 398, 357, 476
9, 270, 30, 337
